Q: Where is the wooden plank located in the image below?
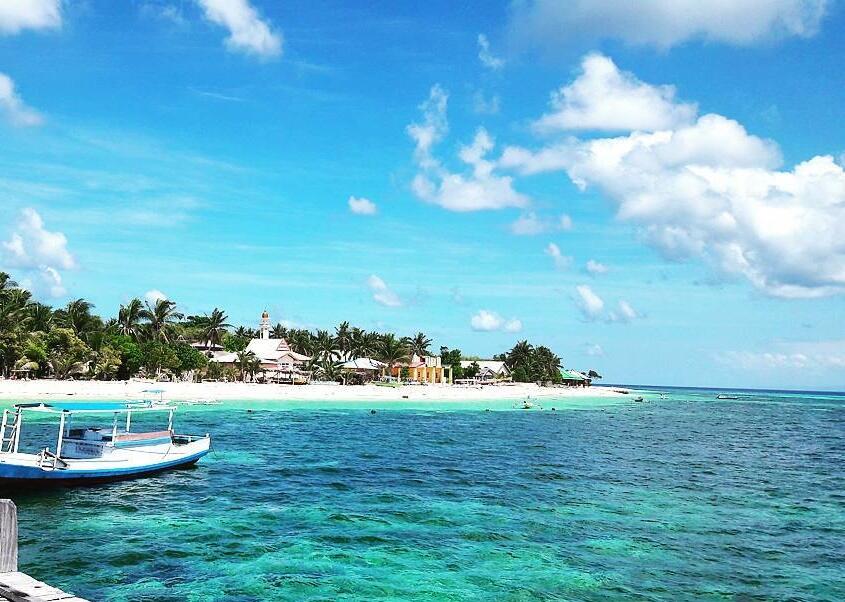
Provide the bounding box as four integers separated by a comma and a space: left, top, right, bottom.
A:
0, 500, 17, 573
0, 572, 89, 602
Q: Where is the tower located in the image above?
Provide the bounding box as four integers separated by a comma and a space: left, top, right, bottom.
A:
260, 310, 270, 340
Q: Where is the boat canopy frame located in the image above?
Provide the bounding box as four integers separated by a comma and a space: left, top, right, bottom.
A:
3, 402, 178, 459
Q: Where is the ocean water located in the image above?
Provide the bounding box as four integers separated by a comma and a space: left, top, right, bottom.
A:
3, 388, 844, 601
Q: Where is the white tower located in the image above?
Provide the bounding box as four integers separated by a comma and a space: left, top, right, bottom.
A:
260, 310, 270, 340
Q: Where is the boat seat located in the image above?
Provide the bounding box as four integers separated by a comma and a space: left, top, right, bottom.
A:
114, 430, 172, 443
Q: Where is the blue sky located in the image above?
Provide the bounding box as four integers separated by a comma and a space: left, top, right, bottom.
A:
1, 0, 844, 390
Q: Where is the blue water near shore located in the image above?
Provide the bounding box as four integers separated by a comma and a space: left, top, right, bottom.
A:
3, 388, 845, 601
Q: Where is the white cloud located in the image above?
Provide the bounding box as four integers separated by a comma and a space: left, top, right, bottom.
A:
367, 275, 402, 307
534, 53, 697, 133
545, 242, 572, 269
144, 289, 168, 305
2, 208, 73, 299
477, 34, 504, 70
585, 259, 608, 275
574, 285, 604, 321
510, 212, 545, 235
471, 309, 502, 331
717, 340, 845, 371
408, 87, 529, 212
509, 0, 829, 50
502, 53, 845, 298
510, 211, 572, 236
196, 0, 282, 58
608, 300, 640, 323
470, 309, 522, 332
19, 266, 65, 298
0, 0, 61, 35
2, 208, 74, 269
585, 343, 604, 357
348, 196, 377, 215
0, 73, 44, 127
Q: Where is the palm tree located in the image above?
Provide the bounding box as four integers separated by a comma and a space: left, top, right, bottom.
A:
404, 332, 432, 358
313, 329, 335, 361
505, 340, 534, 371
141, 299, 184, 343
379, 334, 409, 375
0, 272, 18, 293
55, 299, 97, 336
314, 359, 343, 382
236, 350, 260, 382
334, 321, 353, 360
26, 303, 53, 333
202, 308, 231, 348
271, 323, 288, 339
117, 298, 144, 339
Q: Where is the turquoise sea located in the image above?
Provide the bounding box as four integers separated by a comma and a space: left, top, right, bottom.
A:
2, 387, 844, 601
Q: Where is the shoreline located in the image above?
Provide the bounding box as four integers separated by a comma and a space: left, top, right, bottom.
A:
0, 379, 624, 403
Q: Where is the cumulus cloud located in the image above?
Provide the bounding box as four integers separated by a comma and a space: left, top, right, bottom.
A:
559, 214, 573, 230
545, 242, 572, 269
0, 73, 44, 127
533, 53, 697, 133
408, 86, 528, 212
574, 285, 604, 320
509, 0, 829, 50
477, 34, 504, 69
144, 289, 168, 305
585, 259, 608, 275
501, 53, 845, 298
348, 196, 377, 215
2, 208, 74, 298
367, 275, 402, 307
196, 0, 282, 58
470, 309, 522, 332
0, 0, 61, 35
2, 208, 74, 270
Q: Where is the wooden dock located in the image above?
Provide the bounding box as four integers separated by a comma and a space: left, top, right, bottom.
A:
0, 500, 89, 602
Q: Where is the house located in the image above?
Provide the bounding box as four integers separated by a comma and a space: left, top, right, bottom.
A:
211, 311, 311, 383
459, 360, 511, 382
388, 354, 452, 384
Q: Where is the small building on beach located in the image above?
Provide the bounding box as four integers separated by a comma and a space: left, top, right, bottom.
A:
459, 360, 511, 383
560, 369, 591, 387
388, 354, 452, 384
211, 311, 311, 383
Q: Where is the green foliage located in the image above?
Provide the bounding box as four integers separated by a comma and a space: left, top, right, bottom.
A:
107, 334, 143, 380
223, 332, 249, 352
140, 341, 181, 376
45, 327, 92, 379
173, 343, 208, 376
93, 345, 122, 380
502, 341, 563, 384
440, 346, 464, 379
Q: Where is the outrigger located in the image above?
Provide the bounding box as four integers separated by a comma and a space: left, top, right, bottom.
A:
0, 401, 210, 485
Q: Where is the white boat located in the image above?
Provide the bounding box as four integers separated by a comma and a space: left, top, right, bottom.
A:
181, 398, 222, 406
0, 401, 210, 485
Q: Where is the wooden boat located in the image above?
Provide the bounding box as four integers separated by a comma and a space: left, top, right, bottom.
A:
0, 401, 210, 485
633, 396, 645, 402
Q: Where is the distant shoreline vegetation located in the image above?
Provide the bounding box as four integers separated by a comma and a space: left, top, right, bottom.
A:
0, 271, 567, 384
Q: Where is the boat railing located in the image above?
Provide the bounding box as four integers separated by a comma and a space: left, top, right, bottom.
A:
0, 410, 21, 455
36, 449, 68, 470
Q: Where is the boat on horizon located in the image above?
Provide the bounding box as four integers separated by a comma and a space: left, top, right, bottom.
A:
716, 394, 739, 400
0, 401, 210, 485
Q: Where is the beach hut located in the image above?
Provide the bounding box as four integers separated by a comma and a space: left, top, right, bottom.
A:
559, 369, 590, 387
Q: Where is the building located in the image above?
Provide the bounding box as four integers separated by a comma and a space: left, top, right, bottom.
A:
212, 311, 311, 383
388, 354, 452, 384
459, 360, 511, 383
560, 369, 591, 387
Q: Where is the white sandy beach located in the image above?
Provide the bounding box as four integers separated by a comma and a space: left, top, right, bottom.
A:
0, 379, 622, 403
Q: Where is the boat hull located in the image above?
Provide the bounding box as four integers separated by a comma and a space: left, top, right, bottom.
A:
0, 437, 210, 487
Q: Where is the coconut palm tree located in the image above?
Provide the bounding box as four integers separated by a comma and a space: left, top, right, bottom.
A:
313, 329, 335, 361
404, 332, 432, 358
271, 323, 288, 339
314, 359, 343, 382
334, 321, 353, 359
55, 299, 98, 337
141, 298, 184, 343
117, 298, 144, 339
26, 303, 53, 333
379, 334, 409, 375
202, 308, 231, 348
235, 350, 260, 382
505, 340, 534, 371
